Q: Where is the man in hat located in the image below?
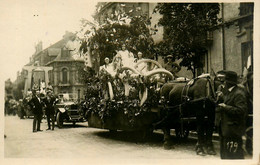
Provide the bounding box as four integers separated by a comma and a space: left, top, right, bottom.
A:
217, 70, 248, 159
164, 55, 181, 78
42, 90, 58, 130
28, 90, 44, 132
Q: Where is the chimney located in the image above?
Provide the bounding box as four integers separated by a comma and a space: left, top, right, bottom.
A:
35, 41, 43, 54
38, 41, 43, 51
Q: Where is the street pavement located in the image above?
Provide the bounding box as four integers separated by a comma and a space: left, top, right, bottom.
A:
3, 115, 253, 164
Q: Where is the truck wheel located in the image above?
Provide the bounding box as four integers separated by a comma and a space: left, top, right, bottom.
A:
72, 121, 76, 127
56, 112, 63, 128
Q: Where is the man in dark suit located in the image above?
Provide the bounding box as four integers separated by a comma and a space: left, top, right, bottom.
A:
43, 90, 58, 130
29, 90, 44, 132
217, 71, 248, 159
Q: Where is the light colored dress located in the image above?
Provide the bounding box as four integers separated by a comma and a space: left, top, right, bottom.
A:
116, 50, 135, 68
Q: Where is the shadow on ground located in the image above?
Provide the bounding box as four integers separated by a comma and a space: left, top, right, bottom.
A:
55, 123, 88, 129
93, 130, 197, 147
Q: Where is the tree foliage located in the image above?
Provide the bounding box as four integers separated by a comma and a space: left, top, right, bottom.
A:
12, 79, 25, 100
154, 3, 220, 76
79, 4, 155, 68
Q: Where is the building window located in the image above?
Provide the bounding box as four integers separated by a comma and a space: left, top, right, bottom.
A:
62, 68, 68, 84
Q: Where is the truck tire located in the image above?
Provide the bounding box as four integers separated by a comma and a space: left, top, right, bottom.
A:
56, 112, 63, 128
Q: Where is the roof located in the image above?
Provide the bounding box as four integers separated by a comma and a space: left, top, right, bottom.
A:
53, 51, 74, 61
46, 50, 84, 65
25, 31, 75, 66
48, 48, 61, 56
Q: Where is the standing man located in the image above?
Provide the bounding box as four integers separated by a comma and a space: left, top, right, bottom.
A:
43, 90, 58, 131
217, 71, 248, 159
29, 90, 44, 132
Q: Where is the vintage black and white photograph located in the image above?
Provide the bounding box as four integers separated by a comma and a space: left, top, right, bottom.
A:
1, 0, 259, 164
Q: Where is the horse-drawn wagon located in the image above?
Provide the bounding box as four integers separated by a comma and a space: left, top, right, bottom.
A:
82, 55, 216, 141
82, 51, 253, 155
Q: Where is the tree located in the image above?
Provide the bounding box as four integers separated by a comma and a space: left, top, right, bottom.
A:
154, 3, 220, 77
78, 3, 155, 72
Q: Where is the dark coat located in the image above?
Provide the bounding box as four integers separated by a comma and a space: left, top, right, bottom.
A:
28, 95, 44, 115
42, 97, 57, 115
220, 85, 248, 137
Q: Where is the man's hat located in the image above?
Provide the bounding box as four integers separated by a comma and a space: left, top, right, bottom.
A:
217, 70, 226, 77
225, 71, 238, 85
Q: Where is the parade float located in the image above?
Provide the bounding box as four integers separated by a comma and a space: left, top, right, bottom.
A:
82, 51, 174, 133
76, 9, 175, 133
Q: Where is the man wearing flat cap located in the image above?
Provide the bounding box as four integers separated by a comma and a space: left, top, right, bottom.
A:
217, 71, 248, 159
164, 55, 181, 78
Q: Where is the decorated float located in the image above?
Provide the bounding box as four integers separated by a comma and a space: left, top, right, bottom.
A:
82, 50, 174, 132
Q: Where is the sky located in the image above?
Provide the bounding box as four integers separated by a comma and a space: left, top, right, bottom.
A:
0, 0, 259, 82
0, 0, 97, 82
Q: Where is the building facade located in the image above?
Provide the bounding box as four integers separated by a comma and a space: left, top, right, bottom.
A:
204, 3, 253, 76
46, 47, 85, 100
94, 2, 194, 78
22, 32, 86, 101
96, 2, 254, 78
95, 2, 163, 43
